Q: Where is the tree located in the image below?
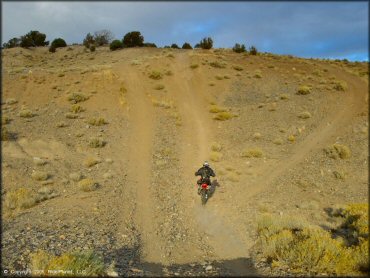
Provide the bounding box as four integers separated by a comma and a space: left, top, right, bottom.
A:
20, 31, 48, 48
49, 45, 56, 53
94, 29, 114, 46
83, 33, 95, 48
3, 37, 20, 48
198, 37, 213, 49
232, 43, 246, 53
182, 42, 192, 49
143, 42, 157, 48
51, 38, 67, 48
249, 46, 258, 55
110, 40, 123, 51
194, 43, 200, 48
122, 31, 144, 47
171, 43, 180, 49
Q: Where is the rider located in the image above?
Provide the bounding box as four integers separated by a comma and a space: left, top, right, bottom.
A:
195, 161, 216, 194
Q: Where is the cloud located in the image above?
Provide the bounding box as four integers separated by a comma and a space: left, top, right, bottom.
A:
2, 1, 368, 61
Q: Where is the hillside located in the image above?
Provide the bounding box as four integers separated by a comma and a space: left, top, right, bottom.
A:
1, 45, 368, 276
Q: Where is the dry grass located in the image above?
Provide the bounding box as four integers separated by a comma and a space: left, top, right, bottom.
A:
254, 70, 262, 78
88, 138, 106, 148
253, 132, 262, 140
149, 71, 162, 80
69, 172, 82, 182
288, 135, 296, 142
67, 92, 89, 104
31, 171, 49, 181
209, 105, 226, 113
210, 151, 223, 162
6, 98, 18, 105
256, 204, 368, 276
213, 111, 235, 121
225, 172, 240, 182
333, 80, 348, 91
2, 116, 11, 125
273, 138, 283, 145
84, 157, 101, 167
324, 144, 351, 159
215, 75, 224, 80
298, 111, 312, 119
88, 117, 107, 126
209, 61, 227, 68
241, 148, 263, 158
297, 85, 311, 95
211, 142, 222, 152
56, 122, 68, 128
190, 64, 199, 69
233, 65, 243, 71
4, 188, 38, 213
1, 128, 12, 141
33, 157, 47, 166
65, 113, 78, 119
151, 98, 173, 109
70, 104, 85, 113
30, 250, 105, 276
154, 84, 165, 90
78, 178, 99, 192
19, 109, 34, 118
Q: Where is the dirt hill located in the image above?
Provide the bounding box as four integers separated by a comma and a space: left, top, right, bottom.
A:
1, 46, 368, 276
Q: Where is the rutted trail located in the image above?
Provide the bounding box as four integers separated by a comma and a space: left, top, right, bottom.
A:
120, 70, 163, 263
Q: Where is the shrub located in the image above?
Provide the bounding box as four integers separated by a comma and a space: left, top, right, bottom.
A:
51, 38, 67, 48
84, 157, 101, 167
233, 43, 246, 53
154, 84, 165, 90
249, 46, 258, 55
241, 148, 263, 158
198, 37, 213, 49
213, 112, 235, 121
4, 188, 37, 211
288, 135, 296, 142
182, 42, 193, 49
33, 157, 47, 166
19, 109, 34, 118
210, 151, 222, 162
254, 70, 262, 78
298, 111, 312, 119
253, 132, 262, 139
226, 172, 240, 182
273, 138, 283, 145
94, 29, 114, 46
6, 99, 18, 105
67, 93, 89, 104
171, 43, 180, 49
65, 113, 78, 119
88, 117, 107, 126
70, 104, 84, 113
149, 71, 163, 80
280, 94, 289, 100
143, 42, 157, 47
78, 178, 99, 192
209, 105, 226, 113
324, 144, 351, 159
89, 44, 96, 52
233, 65, 243, 71
83, 33, 95, 48
209, 61, 226, 68
30, 250, 105, 276
2, 116, 11, 125
333, 81, 348, 91
31, 171, 49, 181
89, 138, 105, 148
190, 64, 199, 69
297, 86, 311, 95
110, 40, 123, 51
69, 172, 82, 182
48, 45, 56, 53
122, 31, 144, 47
256, 212, 368, 276
20, 30, 49, 47
3, 37, 20, 48
1, 128, 12, 141
211, 142, 222, 152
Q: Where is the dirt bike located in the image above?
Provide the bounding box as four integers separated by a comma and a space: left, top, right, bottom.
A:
198, 176, 211, 205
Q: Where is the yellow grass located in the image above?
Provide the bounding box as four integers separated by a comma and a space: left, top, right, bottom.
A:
241, 148, 263, 158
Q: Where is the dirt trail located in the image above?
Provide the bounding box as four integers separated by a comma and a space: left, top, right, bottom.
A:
246, 65, 368, 200
172, 53, 253, 270
117, 69, 163, 263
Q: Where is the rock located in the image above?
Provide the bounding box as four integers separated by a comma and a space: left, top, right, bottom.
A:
205, 265, 213, 271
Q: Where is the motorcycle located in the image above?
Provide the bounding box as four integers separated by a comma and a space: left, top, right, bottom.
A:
198, 176, 211, 205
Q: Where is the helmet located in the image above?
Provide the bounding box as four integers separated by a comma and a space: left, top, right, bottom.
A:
203, 161, 209, 167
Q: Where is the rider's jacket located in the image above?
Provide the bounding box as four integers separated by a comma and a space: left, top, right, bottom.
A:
195, 166, 216, 179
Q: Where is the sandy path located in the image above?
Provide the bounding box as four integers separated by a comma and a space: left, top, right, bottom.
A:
117, 69, 164, 263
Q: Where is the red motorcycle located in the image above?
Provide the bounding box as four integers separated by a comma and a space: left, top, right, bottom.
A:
197, 175, 211, 205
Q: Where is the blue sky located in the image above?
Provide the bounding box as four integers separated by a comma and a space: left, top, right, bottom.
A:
2, 1, 369, 61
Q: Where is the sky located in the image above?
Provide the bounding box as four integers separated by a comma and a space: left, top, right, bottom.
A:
2, 1, 369, 61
